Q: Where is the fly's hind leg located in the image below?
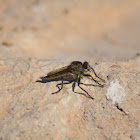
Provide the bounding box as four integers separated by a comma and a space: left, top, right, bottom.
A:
51, 80, 72, 94
51, 80, 64, 94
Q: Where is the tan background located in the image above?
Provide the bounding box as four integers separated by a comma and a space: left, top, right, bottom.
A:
0, 0, 140, 62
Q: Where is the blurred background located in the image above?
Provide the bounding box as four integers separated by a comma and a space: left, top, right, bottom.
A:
0, 0, 140, 62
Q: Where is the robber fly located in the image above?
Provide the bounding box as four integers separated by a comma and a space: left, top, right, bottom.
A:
36, 61, 105, 99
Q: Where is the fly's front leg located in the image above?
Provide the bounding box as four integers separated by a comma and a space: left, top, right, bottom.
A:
83, 74, 104, 87
90, 66, 105, 82
80, 83, 98, 87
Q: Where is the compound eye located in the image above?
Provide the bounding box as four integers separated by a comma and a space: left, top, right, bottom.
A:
83, 61, 88, 69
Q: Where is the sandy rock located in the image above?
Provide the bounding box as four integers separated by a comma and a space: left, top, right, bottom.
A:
0, 57, 139, 140
0, 1, 140, 139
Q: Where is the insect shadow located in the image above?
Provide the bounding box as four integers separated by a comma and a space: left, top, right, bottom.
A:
36, 61, 105, 100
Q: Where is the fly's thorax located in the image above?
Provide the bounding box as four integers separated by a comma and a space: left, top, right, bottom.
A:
71, 61, 82, 66
70, 62, 83, 70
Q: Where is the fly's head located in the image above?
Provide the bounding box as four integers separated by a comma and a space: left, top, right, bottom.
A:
82, 61, 91, 73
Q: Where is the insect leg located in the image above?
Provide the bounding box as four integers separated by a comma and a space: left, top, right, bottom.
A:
80, 83, 98, 87
51, 80, 64, 94
77, 77, 94, 100
72, 81, 76, 92
89, 66, 105, 82
83, 74, 104, 87
72, 81, 92, 99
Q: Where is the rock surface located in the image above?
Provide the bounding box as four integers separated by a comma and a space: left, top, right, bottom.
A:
0, 0, 140, 139
0, 56, 140, 140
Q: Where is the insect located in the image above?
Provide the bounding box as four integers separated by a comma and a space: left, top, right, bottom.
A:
36, 61, 105, 99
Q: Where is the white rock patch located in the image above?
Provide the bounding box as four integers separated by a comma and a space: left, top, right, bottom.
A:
107, 81, 126, 104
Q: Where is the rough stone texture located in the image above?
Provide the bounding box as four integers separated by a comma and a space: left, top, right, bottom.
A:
0, 56, 140, 140
0, 0, 140, 139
